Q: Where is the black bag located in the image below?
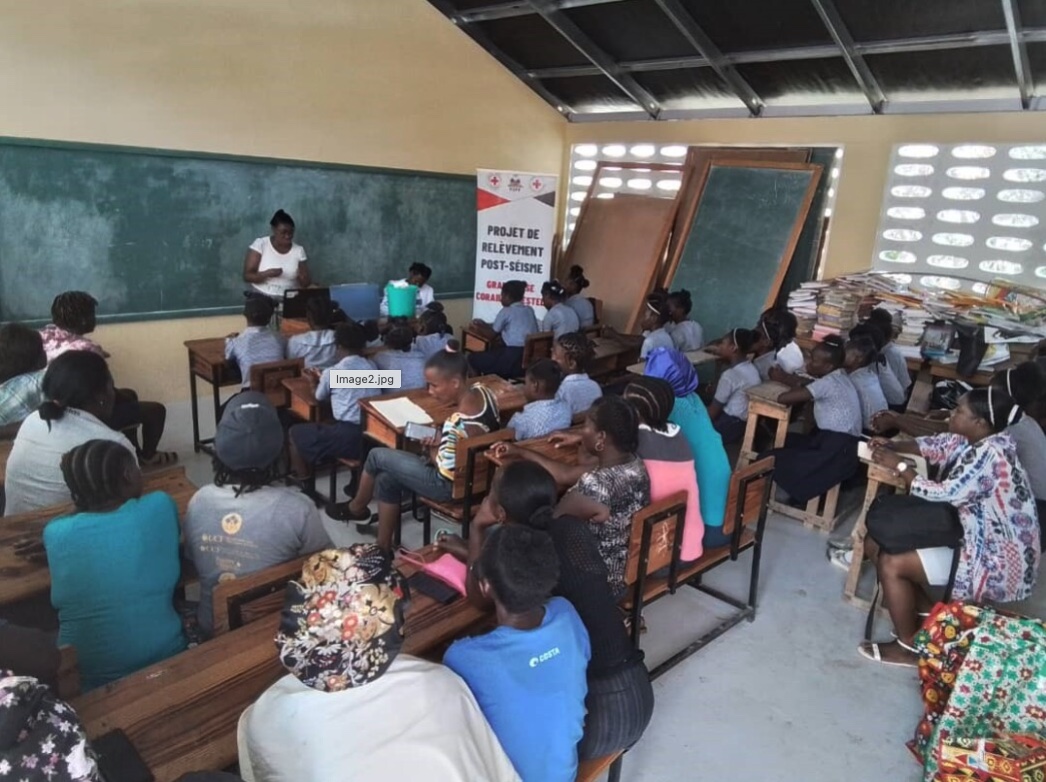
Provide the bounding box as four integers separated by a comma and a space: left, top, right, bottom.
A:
865, 493, 962, 554
953, 319, 987, 378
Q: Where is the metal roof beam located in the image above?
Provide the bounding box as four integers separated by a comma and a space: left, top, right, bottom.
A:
652, 0, 763, 116
1001, 0, 1035, 109
810, 0, 886, 112
527, 0, 662, 118
455, 0, 625, 24
429, 0, 574, 117
527, 28, 1046, 79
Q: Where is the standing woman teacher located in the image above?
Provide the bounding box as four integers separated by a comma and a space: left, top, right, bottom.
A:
243, 209, 312, 300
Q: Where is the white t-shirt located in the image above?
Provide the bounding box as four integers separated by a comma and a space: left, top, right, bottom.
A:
249, 236, 307, 298
4, 409, 138, 516
238, 656, 521, 782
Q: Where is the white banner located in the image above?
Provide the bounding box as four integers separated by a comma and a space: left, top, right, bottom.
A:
473, 169, 558, 322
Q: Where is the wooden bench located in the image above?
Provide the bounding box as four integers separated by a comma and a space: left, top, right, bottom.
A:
768, 482, 842, 533
416, 428, 515, 542
522, 330, 555, 368
211, 556, 310, 637
249, 357, 304, 409
622, 457, 776, 679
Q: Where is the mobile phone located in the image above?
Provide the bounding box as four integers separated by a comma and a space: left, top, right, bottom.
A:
408, 572, 459, 605
93, 729, 154, 782
405, 421, 438, 442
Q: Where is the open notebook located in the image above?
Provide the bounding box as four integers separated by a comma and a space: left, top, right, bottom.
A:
369, 397, 434, 428
858, 441, 928, 478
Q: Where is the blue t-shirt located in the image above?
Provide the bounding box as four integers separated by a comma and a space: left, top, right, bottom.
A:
444, 596, 590, 782
668, 392, 730, 530
43, 491, 187, 690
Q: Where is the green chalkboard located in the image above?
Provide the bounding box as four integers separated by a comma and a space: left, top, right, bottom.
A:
777, 146, 838, 304
667, 162, 821, 343
0, 138, 475, 323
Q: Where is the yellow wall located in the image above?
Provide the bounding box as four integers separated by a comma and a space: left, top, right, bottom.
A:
0, 0, 564, 402
565, 112, 1046, 280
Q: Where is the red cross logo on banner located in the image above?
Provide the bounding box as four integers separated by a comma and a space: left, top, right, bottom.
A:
488, 173, 501, 189
530, 177, 544, 192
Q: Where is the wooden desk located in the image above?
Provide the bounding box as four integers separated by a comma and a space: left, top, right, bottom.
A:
589, 337, 640, 379
738, 381, 791, 468
184, 338, 240, 454
461, 325, 497, 354
72, 544, 490, 782
843, 459, 909, 609
360, 375, 526, 450
0, 468, 197, 607
282, 377, 331, 423
485, 426, 584, 471
280, 317, 310, 337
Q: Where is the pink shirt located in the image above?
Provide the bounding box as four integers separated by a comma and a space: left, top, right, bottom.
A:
39, 325, 106, 363
637, 424, 704, 561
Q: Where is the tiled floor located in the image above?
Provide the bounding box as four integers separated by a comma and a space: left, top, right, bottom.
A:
167, 397, 1045, 782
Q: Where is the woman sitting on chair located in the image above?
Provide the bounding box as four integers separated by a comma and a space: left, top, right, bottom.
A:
860, 388, 1039, 668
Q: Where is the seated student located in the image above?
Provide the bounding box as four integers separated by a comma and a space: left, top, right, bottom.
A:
540, 280, 581, 339
467, 280, 538, 379
330, 348, 501, 549
288, 323, 381, 484
44, 440, 186, 689
665, 289, 704, 352
373, 323, 427, 391
603, 293, 673, 359
239, 545, 519, 782
767, 335, 863, 504
563, 265, 596, 328
507, 359, 571, 440
707, 328, 760, 445
493, 396, 650, 596
860, 390, 1039, 667
4, 351, 137, 516
415, 302, 454, 358
845, 334, 889, 431
437, 461, 653, 763
40, 291, 174, 466
225, 296, 285, 389
0, 323, 47, 433
286, 296, 339, 370
752, 308, 805, 381
552, 331, 602, 417
849, 322, 905, 408
644, 348, 732, 548
379, 262, 435, 316
866, 307, 912, 395
625, 377, 704, 562
444, 524, 590, 782
184, 393, 331, 637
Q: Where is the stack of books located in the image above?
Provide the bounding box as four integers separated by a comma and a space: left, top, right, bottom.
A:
813, 288, 862, 340
787, 282, 822, 336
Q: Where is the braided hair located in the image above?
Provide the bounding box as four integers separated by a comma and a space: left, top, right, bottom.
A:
476, 524, 559, 614
212, 456, 284, 497
525, 358, 563, 396
60, 439, 138, 511
589, 395, 639, 453
384, 323, 415, 352
418, 302, 451, 336
51, 291, 98, 335
623, 376, 675, 432
555, 331, 594, 373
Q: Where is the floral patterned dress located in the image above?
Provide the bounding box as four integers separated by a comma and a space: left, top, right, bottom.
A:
912, 432, 1040, 603
570, 456, 651, 595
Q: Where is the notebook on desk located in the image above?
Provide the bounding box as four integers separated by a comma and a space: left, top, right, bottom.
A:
369, 397, 434, 428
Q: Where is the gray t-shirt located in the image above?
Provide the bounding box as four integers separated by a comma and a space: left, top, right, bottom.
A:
714, 360, 761, 420
541, 302, 581, 340
493, 302, 539, 347
184, 484, 331, 635
1008, 413, 1046, 500
848, 365, 888, 430
4, 409, 137, 516
808, 368, 863, 437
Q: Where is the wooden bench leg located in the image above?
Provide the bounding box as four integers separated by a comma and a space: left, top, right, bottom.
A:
737, 411, 759, 468
769, 483, 841, 533
844, 477, 881, 603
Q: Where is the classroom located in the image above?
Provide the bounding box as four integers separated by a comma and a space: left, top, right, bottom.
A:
1, 1, 1045, 781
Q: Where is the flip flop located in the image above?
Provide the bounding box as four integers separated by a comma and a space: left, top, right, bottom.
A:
828, 548, 854, 571
857, 641, 918, 668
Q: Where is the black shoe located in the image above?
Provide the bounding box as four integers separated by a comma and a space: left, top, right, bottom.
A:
325, 501, 373, 523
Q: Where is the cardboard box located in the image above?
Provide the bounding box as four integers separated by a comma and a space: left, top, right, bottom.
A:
936, 735, 1046, 782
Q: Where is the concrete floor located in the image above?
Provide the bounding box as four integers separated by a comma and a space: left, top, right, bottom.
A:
166, 396, 1045, 782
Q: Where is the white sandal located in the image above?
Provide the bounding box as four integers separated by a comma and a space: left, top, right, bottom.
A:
857, 640, 918, 668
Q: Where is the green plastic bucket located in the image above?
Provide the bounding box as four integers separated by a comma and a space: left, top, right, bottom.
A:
385, 283, 418, 318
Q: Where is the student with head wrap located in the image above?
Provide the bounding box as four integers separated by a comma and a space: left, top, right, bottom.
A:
644, 347, 732, 548
238, 545, 519, 782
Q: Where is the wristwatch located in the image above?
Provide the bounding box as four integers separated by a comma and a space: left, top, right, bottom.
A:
896, 462, 909, 474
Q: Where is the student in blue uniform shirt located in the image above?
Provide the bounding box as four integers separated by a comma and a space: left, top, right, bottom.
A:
288, 322, 381, 484
867, 308, 912, 395
552, 332, 603, 417
540, 280, 581, 339
563, 265, 596, 328
849, 322, 906, 408
508, 359, 572, 441
444, 524, 590, 782
707, 328, 761, 444
373, 322, 427, 392
665, 289, 704, 352
845, 335, 889, 431
603, 292, 673, 360
415, 303, 454, 359
225, 297, 285, 388
287, 296, 339, 370
468, 280, 538, 379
